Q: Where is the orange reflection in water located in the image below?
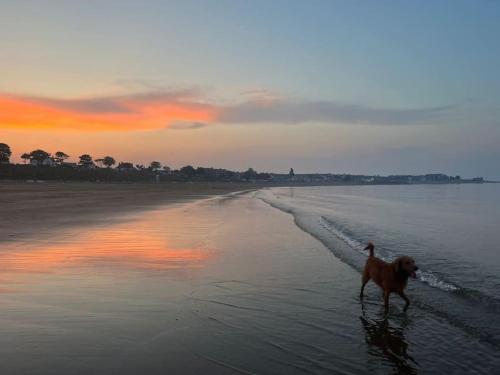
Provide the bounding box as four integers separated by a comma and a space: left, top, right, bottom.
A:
0, 218, 212, 275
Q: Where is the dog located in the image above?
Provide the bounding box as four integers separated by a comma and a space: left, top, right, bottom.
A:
360, 242, 418, 312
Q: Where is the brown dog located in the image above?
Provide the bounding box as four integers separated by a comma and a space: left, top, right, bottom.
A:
360, 242, 418, 312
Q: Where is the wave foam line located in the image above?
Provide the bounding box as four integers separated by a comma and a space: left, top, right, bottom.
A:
318, 217, 460, 292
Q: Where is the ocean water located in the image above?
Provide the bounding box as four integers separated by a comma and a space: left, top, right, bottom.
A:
259, 184, 500, 353
1, 187, 499, 374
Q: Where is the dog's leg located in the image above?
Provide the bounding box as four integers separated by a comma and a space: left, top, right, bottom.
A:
398, 292, 410, 311
383, 290, 390, 313
360, 272, 370, 299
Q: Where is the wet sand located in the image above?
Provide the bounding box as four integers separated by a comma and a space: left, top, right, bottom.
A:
0, 181, 257, 243
0, 189, 498, 374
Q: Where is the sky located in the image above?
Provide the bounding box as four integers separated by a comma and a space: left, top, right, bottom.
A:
1, 0, 499, 178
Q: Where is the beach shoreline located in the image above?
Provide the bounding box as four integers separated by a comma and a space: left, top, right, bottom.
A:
0, 184, 498, 373
0, 179, 492, 244
0, 181, 262, 243
1, 188, 497, 374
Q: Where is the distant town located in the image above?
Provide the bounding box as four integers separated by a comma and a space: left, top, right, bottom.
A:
0, 143, 486, 184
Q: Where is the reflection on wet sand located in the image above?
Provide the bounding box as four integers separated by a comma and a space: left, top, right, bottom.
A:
360, 309, 418, 374
0, 210, 212, 277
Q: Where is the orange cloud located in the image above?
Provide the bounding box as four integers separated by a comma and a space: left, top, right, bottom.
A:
1, 90, 453, 132
0, 92, 218, 131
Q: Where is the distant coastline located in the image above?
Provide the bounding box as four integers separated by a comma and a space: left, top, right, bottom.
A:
0, 163, 486, 186
0, 144, 487, 185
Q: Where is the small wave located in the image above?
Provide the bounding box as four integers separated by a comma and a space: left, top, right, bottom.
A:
258, 190, 500, 349
319, 217, 460, 292
259, 191, 461, 293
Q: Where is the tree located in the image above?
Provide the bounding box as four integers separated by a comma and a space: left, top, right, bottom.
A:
0, 143, 12, 163
29, 149, 51, 165
21, 153, 30, 164
243, 168, 258, 181
150, 161, 161, 170
102, 156, 116, 168
117, 162, 134, 170
78, 154, 94, 168
54, 151, 69, 165
180, 165, 196, 178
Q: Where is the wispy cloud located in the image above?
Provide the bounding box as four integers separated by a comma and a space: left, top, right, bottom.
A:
218, 99, 453, 126
0, 90, 454, 131
170, 121, 209, 130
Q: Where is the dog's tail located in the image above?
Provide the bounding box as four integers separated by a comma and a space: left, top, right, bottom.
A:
364, 242, 374, 256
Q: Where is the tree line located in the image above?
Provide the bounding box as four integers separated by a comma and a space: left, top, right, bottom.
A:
0, 142, 270, 182
1, 143, 168, 171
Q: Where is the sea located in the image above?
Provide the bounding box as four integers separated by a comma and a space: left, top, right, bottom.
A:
259, 184, 500, 370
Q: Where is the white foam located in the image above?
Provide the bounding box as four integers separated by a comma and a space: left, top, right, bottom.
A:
319, 217, 459, 292
260, 190, 460, 293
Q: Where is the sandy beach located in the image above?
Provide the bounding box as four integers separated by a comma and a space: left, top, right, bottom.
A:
1, 190, 365, 375
0, 181, 258, 243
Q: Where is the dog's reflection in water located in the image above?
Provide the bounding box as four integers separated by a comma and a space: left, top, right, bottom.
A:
360, 310, 418, 374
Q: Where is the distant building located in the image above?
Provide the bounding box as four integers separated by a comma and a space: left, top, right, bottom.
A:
117, 162, 135, 171
60, 162, 78, 168
30, 158, 55, 167
424, 174, 449, 182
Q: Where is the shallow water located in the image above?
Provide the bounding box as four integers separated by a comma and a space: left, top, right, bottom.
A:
260, 185, 500, 369
0, 191, 499, 374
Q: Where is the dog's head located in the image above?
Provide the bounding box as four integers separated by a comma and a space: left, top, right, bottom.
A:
364, 242, 374, 251
394, 256, 419, 279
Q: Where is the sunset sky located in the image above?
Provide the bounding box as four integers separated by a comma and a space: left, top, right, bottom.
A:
1, 0, 499, 178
